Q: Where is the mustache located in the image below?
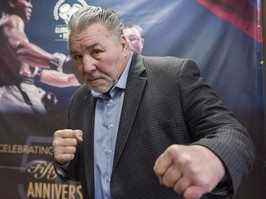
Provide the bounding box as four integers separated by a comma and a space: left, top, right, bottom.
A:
85, 73, 106, 81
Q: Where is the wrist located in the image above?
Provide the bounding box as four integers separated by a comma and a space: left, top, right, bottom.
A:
211, 171, 232, 196
50, 52, 66, 72
32, 67, 43, 81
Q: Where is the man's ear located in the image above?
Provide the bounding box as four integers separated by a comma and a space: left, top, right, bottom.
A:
121, 35, 130, 57
121, 35, 129, 50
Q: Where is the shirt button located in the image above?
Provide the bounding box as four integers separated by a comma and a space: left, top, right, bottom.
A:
108, 149, 112, 153
109, 123, 114, 128
109, 99, 113, 103
104, 149, 112, 154
107, 177, 111, 182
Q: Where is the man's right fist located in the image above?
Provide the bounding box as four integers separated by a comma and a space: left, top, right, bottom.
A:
53, 129, 83, 165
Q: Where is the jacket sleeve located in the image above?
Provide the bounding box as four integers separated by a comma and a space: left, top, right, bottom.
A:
178, 59, 256, 193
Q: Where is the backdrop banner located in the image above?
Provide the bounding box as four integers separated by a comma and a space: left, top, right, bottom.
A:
0, 0, 264, 198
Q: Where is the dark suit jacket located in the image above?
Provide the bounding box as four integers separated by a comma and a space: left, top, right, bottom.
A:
55, 53, 255, 199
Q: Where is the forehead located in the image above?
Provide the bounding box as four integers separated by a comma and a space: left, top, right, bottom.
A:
68, 23, 117, 51
70, 23, 109, 40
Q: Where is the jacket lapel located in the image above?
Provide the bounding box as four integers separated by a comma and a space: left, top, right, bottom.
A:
82, 94, 96, 199
113, 54, 147, 170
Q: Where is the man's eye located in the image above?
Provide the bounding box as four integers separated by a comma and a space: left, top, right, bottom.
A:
73, 55, 82, 61
92, 49, 101, 56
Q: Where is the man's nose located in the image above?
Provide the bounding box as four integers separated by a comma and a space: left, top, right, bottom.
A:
83, 56, 96, 73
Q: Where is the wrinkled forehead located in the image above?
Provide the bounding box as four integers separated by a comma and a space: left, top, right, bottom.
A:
67, 23, 114, 48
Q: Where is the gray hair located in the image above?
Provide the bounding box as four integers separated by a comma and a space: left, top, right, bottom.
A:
68, 6, 124, 43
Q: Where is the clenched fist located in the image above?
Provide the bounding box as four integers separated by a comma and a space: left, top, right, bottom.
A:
53, 129, 83, 165
153, 145, 226, 199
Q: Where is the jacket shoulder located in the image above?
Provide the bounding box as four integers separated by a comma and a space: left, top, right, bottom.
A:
70, 84, 90, 101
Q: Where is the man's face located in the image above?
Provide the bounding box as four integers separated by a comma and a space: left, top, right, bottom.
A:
123, 27, 144, 54
14, 0, 33, 23
69, 22, 129, 93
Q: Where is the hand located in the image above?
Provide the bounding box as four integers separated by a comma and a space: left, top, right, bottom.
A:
53, 129, 83, 165
153, 145, 226, 199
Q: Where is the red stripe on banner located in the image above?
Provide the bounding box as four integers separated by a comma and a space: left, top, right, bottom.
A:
196, 0, 263, 43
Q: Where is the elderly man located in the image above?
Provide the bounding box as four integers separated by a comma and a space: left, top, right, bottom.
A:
53, 5, 255, 199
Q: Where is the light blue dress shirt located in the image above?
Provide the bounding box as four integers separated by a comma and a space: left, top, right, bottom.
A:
91, 53, 132, 199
